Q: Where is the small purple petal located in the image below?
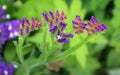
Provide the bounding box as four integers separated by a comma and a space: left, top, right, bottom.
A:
19, 28, 23, 35
100, 24, 107, 30
76, 15, 81, 21
91, 16, 98, 24
49, 10, 54, 19
42, 13, 49, 22
63, 34, 74, 38
72, 20, 78, 24
57, 38, 68, 43
31, 24, 34, 31
26, 26, 29, 33
88, 22, 93, 27
50, 26, 57, 33
50, 21, 53, 28
56, 10, 60, 17
59, 22, 66, 30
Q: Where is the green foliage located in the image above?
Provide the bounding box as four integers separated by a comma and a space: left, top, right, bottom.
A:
107, 50, 120, 68
74, 45, 88, 68
4, 41, 16, 62
1, 0, 120, 75
14, 0, 55, 19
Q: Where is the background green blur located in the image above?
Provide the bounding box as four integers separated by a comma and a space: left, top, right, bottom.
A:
1, 0, 120, 75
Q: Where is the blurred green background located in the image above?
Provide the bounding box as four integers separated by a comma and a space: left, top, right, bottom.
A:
1, 0, 120, 75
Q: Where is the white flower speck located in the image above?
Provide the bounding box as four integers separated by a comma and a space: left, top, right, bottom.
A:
8, 24, 12, 31
9, 33, 14, 38
6, 14, 10, 19
57, 35, 62, 40
14, 31, 18, 36
13, 64, 18, 69
4, 70, 8, 75
2, 5, 7, 10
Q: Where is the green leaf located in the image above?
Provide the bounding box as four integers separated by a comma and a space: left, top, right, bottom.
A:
15, 66, 29, 75
4, 41, 16, 62
67, 0, 86, 33
27, 30, 44, 44
15, 0, 55, 19
112, 0, 120, 28
74, 45, 88, 68
88, 34, 108, 44
48, 35, 93, 62
23, 43, 36, 55
70, 0, 85, 18
82, 0, 109, 11
107, 50, 120, 68
54, 0, 68, 13
86, 57, 101, 71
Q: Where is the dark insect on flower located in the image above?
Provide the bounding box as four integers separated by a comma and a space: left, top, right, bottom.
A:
42, 10, 73, 43
19, 17, 42, 36
0, 55, 17, 75
0, 20, 20, 47
72, 15, 86, 34
86, 16, 107, 36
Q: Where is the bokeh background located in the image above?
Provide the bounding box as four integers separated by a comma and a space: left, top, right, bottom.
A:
0, 0, 120, 75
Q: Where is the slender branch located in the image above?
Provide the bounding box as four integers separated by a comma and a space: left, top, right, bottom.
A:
48, 35, 94, 62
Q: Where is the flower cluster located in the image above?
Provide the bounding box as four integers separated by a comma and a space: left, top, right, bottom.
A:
72, 15, 107, 36
86, 16, 107, 36
19, 17, 42, 36
0, 20, 20, 47
0, 55, 17, 75
42, 10, 73, 43
72, 15, 86, 34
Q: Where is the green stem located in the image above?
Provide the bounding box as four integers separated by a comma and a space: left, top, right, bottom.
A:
48, 35, 94, 62
14, 37, 25, 66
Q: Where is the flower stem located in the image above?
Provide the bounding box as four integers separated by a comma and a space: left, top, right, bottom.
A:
14, 37, 25, 66
48, 35, 94, 62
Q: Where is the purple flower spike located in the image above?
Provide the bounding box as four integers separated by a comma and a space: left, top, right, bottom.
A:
42, 10, 73, 43
0, 55, 17, 75
72, 15, 86, 34
86, 16, 107, 36
19, 17, 42, 36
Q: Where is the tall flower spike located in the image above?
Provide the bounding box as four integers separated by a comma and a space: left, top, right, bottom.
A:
19, 17, 42, 36
42, 10, 73, 43
86, 16, 107, 36
72, 15, 86, 34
